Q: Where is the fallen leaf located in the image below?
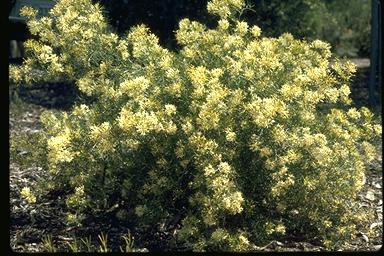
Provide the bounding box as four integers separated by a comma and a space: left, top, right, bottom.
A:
359, 202, 371, 208
370, 222, 382, 229
17, 150, 29, 156
275, 241, 284, 246
360, 233, 369, 243
57, 235, 74, 241
365, 190, 375, 201
361, 174, 366, 185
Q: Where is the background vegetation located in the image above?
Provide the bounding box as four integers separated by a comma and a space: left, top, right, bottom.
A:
95, 0, 371, 57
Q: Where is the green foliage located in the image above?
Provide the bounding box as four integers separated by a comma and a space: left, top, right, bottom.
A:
242, 0, 320, 39
242, 0, 371, 57
95, 0, 371, 57
10, 0, 381, 251
309, 0, 371, 57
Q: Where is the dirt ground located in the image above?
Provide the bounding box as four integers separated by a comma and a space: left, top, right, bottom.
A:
9, 59, 382, 252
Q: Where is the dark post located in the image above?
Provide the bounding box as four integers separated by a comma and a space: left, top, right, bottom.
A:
369, 0, 382, 109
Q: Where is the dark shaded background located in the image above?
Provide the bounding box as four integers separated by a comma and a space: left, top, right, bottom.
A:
9, 0, 371, 56
93, 0, 371, 57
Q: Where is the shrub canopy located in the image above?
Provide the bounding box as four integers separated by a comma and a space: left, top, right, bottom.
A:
10, 0, 381, 251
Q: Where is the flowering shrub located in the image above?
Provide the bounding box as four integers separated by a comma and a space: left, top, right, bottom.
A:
10, 0, 381, 251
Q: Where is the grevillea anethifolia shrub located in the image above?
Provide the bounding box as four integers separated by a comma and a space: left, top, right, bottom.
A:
10, 0, 381, 251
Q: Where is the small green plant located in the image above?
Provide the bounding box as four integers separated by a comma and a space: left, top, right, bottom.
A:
10, 0, 381, 251
42, 233, 138, 252
80, 235, 93, 252
120, 233, 135, 252
97, 232, 109, 252
41, 234, 56, 252
67, 238, 79, 252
